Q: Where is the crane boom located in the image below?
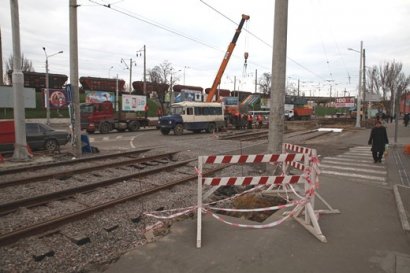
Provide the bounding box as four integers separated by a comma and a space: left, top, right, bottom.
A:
206, 14, 250, 102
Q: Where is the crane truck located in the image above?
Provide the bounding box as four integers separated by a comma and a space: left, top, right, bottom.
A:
206, 14, 250, 103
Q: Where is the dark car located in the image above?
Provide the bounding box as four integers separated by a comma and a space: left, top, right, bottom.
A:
0, 122, 71, 153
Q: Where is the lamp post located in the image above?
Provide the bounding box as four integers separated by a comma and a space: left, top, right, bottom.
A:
183, 66, 190, 85
43, 47, 63, 125
170, 68, 181, 104
348, 41, 363, 128
108, 66, 114, 78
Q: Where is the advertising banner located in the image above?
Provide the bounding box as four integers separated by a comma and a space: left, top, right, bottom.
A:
85, 90, 115, 104
122, 94, 146, 111
0, 86, 36, 108
334, 97, 355, 108
47, 89, 69, 109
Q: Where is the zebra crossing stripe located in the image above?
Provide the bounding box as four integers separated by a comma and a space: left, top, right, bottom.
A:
320, 160, 386, 169
320, 170, 386, 182
323, 156, 374, 164
319, 164, 387, 175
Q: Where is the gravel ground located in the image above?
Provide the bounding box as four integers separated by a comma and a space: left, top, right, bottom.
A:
0, 127, 356, 273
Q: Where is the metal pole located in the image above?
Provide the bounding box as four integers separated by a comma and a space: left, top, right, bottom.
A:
10, 0, 30, 161
355, 41, 363, 128
69, 0, 82, 156
268, 0, 288, 156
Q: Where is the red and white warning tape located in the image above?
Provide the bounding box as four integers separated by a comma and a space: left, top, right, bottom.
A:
203, 153, 305, 164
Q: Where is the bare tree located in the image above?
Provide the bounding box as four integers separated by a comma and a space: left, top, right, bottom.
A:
366, 66, 381, 95
365, 61, 409, 114
147, 60, 180, 85
5, 53, 34, 72
258, 72, 271, 94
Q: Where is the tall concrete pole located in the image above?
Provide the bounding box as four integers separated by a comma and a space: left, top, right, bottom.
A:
69, 0, 82, 156
355, 41, 363, 128
143, 45, 146, 95
268, 0, 288, 155
10, 0, 30, 161
0, 26, 3, 85
44, 52, 50, 124
129, 58, 132, 93
362, 49, 367, 120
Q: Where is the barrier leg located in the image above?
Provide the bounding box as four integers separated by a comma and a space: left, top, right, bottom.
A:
196, 158, 203, 248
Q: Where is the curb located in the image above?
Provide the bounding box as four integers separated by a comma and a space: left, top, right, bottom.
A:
393, 184, 410, 232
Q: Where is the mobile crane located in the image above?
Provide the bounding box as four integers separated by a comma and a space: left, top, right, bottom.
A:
206, 14, 250, 102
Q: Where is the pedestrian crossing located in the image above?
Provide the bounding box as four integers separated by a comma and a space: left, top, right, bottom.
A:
319, 146, 388, 186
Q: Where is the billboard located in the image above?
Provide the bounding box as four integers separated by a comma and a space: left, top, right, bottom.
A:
85, 90, 115, 104
334, 97, 355, 108
0, 86, 36, 108
122, 94, 146, 111
45, 88, 69, 109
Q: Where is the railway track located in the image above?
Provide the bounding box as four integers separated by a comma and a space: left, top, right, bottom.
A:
0, 150, 177, 188
217, 128, 334, 142
0, 147, 154, 176
0, 164, 227, 246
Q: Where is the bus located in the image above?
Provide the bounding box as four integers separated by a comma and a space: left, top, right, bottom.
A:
158, 101, 225, 135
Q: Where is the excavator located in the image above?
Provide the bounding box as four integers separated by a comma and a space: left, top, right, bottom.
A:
206, 14, 250, 103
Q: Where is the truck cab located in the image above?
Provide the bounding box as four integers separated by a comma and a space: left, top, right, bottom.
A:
80, 101, 114, 133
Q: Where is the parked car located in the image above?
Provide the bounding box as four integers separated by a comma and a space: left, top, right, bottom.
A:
0, 121, 71, 153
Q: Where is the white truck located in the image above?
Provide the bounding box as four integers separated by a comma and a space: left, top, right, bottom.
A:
285, 104, 294, 120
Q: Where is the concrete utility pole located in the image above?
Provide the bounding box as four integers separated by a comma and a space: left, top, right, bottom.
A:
129, 58, 133, 93
268, 0, 288, 156
69, 0, 82, 156
254, 69, 258, 93
355, 41, 363, 128
362, 49, 367, 120
10, 0, 30, 161
0, 26, 3, 85
143, 45, 146, 95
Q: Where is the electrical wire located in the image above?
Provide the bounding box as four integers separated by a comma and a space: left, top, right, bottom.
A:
88, 0, 220, 51
200, 0, 329, 82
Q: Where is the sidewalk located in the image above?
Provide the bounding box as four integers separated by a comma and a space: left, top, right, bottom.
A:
98, 122, 410, 273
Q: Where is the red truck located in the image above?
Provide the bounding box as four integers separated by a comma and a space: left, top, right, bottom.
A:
80, 101, 149, 134
293, 107, 313, 120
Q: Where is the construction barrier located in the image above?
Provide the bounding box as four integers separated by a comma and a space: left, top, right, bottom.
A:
196, 145, 336, 248
282, 143, 340, 216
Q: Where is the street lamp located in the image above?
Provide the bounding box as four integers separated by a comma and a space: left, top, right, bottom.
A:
348, 41, 363, 128
108, 66, 114, 78
183, 66, 190, 85
170, 68, 181, 104
43, 47, 63, 125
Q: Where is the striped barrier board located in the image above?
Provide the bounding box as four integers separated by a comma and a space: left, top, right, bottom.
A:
196, 148, 328, 248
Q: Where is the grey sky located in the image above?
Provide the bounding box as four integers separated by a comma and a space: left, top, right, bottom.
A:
1, 0, 409, 96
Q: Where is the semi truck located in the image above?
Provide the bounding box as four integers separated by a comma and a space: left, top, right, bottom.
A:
80, 101, 149, 134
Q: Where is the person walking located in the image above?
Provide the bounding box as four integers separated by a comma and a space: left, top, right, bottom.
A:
404, 113, 409, 127
368, 120, 389, 163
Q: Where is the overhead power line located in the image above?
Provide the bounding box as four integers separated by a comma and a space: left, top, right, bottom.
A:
200, 0, 330, 82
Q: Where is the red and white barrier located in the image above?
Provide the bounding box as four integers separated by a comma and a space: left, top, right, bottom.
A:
196, 148, 328, 248
282, 143, 340, 216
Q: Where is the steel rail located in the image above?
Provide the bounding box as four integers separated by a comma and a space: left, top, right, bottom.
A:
0, 165, 227, 246
0, 147, 153, 175
0, 158, 194, 215
0, 151, 178, 189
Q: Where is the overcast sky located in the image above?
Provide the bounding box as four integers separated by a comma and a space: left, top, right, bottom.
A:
1, 0, 410, 97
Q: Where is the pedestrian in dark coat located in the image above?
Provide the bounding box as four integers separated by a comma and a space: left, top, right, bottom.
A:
368, 120, 389, 163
